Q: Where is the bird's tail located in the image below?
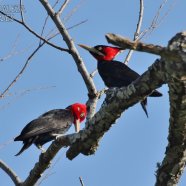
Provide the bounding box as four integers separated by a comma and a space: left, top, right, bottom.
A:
140, 99, 148, 118
149, 90, 162, 97
15, 140, 32, 156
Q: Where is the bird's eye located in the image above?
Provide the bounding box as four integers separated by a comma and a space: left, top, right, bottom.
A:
97, 46, 102, 51
80, 112, 85, 118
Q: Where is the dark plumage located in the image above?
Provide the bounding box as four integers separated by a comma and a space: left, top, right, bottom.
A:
14, 103, 87, 156
97, 60, 162, 117
79, 44, 162, 117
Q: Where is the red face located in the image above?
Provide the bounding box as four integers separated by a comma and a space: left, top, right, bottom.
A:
71, 103, 87, 124
91, 45, 122, 61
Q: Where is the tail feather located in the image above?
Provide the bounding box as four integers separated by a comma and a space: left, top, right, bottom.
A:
15, 140, 33, 156
14, 135, 22, 141
140, 99, 148, 118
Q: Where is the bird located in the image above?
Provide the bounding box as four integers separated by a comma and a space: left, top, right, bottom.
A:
14, 103, 87, 156
79, 44, 162, 117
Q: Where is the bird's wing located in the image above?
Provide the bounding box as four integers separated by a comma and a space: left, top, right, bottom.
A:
15, 109, 74, 141
98, 60, 140, 87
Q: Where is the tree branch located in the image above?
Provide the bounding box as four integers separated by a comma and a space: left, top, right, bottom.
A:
21, 133, 78, 186
0, 11, 69, 52
105, 33, 179, 60
155, 32, 186, 186
79, 177, 85, 186
0, 159, 22, 186
124, 0, 144, 64
57, 0, 70, 16
0, 29, 60, 99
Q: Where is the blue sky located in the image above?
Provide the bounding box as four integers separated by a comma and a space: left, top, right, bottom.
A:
0, 0, 186, 185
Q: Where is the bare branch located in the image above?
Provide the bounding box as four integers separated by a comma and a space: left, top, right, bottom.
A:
63, 0, 85, 22
0, 139, 13, 150
79, 177, 85, 186
0, 25, 63, 99
90, 69, 98, 78
139, 0, 177, 40
57, 0, 71, 16
0, 44, 42, 99
0, 159, 22, 186
22, 133, 75, 186
0, 10, 69, 52
67, 19, 88, 30
124, 0, 144, 64
40, 0, 65, 44
0, 34, 29, 62
19, 0, 25, 22
105, 33, 179, 60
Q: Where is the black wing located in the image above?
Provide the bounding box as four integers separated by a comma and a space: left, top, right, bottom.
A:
15, 109, 74, 141
98, 60, 139, 88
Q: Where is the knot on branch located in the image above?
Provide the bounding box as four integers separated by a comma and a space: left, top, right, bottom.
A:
164, 32, 186, 80
168, 32, 186, 53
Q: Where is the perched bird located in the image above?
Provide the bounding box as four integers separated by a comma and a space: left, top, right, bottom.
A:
79, 44, 162, 117
14, 103, 87, 156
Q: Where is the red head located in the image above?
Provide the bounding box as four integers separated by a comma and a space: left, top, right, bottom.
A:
70, 103, 87, 132
79, 44, 123, 61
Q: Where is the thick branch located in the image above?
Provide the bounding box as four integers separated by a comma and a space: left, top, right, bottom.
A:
155, 32, 186, 186
22, 134, 74, 186
0, 159, 22, 186
105, 33, 180, 60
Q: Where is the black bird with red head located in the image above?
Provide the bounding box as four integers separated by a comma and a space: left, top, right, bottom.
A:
14, 103, 87, 156
79, 44, 162, 117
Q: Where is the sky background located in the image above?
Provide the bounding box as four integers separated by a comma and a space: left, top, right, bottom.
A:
0, 0, 186, 186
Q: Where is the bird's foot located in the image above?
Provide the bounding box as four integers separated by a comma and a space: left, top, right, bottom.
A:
37, 145, 46, 153
51, 133, 65, 139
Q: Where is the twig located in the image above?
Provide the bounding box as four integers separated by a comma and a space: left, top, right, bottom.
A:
105, 33, 179, 60
90, 69, 98, 78
19, 0, 25, 22
0, 159, 22, 186
67, 19, 88, 30
0, 11, 69, 53
40, 0, 63, 45
124, 0, 144, 64
63, 0, 85, 23
0, 86, 55, 111
139, 0, 177, 40
57, 0, 71, 16
79, 177, 85, 186
0, 33, 28, 62
37, 151, 64, 185
0, 44, 42, 99
0, 27, 62, 99
0, 139, 14, 150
